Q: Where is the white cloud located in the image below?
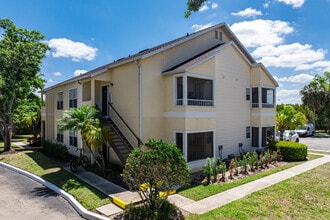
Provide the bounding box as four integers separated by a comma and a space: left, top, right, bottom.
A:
47, 79, 53, 83
230, 19, 294, 48
263, 1, 270, 8
211, 2, 219, 9
296, 60, 330, 72
277, 89, 302, 104
74, 69, 87, 76
278, 0, 305, 8
231, 7, 262, 17
53, 71, 62, 76
48, 38, 98, 61
252, 43, 326, 69
273, 73, 314, 83
277, 89, 301, 97
198, 2, 218, 12
199, 5, 209, 12
192, 23, 214, 32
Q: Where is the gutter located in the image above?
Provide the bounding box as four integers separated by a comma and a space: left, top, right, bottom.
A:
135, 60, 143, 143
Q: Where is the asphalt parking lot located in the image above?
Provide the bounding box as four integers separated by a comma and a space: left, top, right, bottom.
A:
299, 135, 330, 152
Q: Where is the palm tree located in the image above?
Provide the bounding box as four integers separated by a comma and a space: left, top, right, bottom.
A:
58, 105, 110, 166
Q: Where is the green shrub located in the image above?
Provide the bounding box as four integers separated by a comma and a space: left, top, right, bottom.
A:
204, 157, 213, 184
268, 140, 278, 152
124, 200, 181, 220
276, 141, 308, 161
41, 139, 69, 161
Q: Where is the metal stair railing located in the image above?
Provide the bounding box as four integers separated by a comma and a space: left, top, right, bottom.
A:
108, 103, 143, 147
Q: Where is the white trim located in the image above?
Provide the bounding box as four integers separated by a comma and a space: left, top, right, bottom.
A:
252, 112, 276, 117
164, 111, 216, 118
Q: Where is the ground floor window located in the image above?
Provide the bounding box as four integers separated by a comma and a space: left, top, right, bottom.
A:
176, 131, 214, 162
252, 126, 275, 148
69, 130, 77, 147
56, 125, 63, 143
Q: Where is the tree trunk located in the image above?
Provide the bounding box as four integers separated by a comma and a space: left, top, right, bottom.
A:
3, 125, 12, 151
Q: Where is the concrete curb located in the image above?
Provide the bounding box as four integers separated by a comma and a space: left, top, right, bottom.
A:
0, 162, 110, 220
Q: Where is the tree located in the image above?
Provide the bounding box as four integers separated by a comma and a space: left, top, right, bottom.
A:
0, 19, 49, 151
276, 105, 307, 134
58, 105, 110, 166
300, 73, 330, 132
13, 93, 42, 138
185, 0, 207, 18
122, 139, 190, 219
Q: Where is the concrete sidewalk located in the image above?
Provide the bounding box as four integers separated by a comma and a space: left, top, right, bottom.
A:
69, 153, 330, 217
169, 154, 330, 214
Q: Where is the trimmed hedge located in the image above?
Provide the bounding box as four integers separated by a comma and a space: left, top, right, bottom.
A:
276, 141, 308, 161
41, 139, 70, 162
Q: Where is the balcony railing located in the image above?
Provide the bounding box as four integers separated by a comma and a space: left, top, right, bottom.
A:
252, 103, 274, 108
176, 99, 214, 106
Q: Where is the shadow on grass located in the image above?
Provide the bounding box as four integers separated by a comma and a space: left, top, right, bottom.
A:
22, 150, 110, 203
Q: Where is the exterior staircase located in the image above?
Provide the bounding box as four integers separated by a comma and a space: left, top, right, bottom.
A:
103, 118, 134, 165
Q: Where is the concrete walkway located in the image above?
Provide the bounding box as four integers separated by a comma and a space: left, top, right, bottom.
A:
66, 153, 330, 217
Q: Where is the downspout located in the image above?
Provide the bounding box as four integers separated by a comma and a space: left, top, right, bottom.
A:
135, 60, 142, 144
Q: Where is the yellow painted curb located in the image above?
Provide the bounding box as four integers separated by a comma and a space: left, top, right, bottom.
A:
112, 197, 127, 209
159, 189, 176, 197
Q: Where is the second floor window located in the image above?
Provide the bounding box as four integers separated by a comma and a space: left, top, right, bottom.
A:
252, 87, 275, 108
176, 75, 214, 106
69, 88, 77, 108
57, 92, 63, 110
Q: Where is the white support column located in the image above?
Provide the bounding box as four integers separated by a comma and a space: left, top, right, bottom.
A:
183, 75, 187, 106
258, 126, 262, 148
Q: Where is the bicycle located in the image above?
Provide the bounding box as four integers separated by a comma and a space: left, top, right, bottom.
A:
70, 148, 89, 173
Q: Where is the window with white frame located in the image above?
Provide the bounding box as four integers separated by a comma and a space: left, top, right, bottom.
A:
246, 126, 251, 139
176, 131, 214, 162
175, 75, 214, 106
246, 88, 250, 101
56, 125, 63, 143
69, 130, 77, 147
57, 92, 63, 110
251, 87, 275, 108
69, 88, 77, 108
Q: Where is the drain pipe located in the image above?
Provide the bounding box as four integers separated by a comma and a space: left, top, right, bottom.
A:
135, 60, 142, 144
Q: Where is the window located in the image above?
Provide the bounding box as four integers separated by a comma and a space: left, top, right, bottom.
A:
262, 127, 275, 146
252, 127, 259, 147
262, 88, 275, 108
69, 130, 77, 147
176, 77, 183, 105
187, 132, 213, 162
176, 76, 214, 106
246, 126, 251, 139
252, 87, 275, 108
56, 125, 63, 143
69, 88, 77, 108
246, 88, 250, 100
57, 92, 63, 110
252, 87, 259, 107
175, 133, 183, 154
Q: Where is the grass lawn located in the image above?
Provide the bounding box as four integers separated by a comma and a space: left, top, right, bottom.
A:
179, 154, 321, 201
0, 150, 111, 210
186, 162, 330, 220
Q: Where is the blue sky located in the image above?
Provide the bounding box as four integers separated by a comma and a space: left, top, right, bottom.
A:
1, 0, 329, 104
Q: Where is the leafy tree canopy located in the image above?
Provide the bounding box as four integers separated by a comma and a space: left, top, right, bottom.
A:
122, 139, 190, 214
0, 18, 49, 151
185, 0, 207, 18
